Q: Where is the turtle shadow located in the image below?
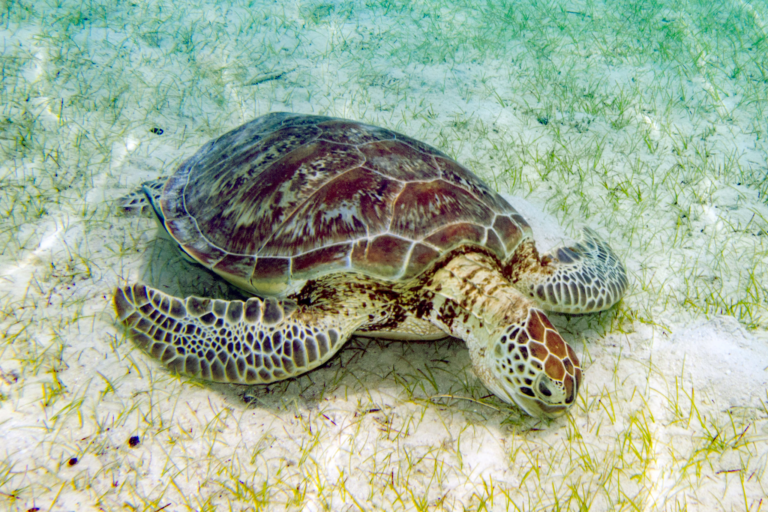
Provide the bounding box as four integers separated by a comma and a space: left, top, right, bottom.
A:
136, 230, 244, 302
201, 334, 546, 432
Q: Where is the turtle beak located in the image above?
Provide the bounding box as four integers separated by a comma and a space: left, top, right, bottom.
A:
483, 378, 570, 419
512, 394, 569, 419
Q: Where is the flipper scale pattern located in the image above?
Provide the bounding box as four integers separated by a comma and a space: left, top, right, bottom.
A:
114, 283, 342, 383
521, 228, 628, 314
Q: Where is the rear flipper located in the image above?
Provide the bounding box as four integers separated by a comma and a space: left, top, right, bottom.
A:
515, 228, 628, 314
117, 178, 167, 216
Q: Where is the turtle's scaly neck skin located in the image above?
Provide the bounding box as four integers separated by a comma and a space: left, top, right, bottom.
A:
418, 252, 581, 417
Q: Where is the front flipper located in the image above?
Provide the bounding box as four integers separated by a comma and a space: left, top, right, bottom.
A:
117, 178, 167, 216
515, 228, 628, 314
114, 283, 358, 383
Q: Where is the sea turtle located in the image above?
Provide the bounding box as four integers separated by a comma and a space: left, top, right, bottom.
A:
114, 112, 628, 418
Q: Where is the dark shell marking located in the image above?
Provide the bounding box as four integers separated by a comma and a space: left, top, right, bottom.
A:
160, 113, 531, 295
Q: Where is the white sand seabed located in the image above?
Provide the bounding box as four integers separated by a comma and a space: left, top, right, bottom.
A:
1, 0, 768, 510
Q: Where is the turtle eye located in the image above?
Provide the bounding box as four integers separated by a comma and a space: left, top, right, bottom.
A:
538, 380, 552, 397
534, 374, 563, 404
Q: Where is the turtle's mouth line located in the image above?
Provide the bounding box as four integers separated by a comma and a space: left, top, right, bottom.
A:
510, 392, 569, 419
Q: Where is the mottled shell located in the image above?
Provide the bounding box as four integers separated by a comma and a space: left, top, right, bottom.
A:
161, 113, 532, 296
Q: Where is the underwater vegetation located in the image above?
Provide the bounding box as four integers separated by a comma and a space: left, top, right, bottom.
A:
0, 0, 767, 510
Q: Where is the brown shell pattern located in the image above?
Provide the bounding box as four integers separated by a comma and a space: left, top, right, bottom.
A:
161, 113, 532, 295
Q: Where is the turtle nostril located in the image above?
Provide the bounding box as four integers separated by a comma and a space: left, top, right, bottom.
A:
564, 374, 576, 404
538, 380, 552, 397
565, 384, 575, 404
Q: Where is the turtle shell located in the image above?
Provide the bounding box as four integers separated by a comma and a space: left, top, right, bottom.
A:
161, 113, 532, 296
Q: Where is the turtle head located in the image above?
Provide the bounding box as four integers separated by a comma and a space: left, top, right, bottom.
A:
483, 308, 582, 419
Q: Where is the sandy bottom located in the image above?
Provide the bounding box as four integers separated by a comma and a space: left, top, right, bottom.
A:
1, 0, 767, 510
